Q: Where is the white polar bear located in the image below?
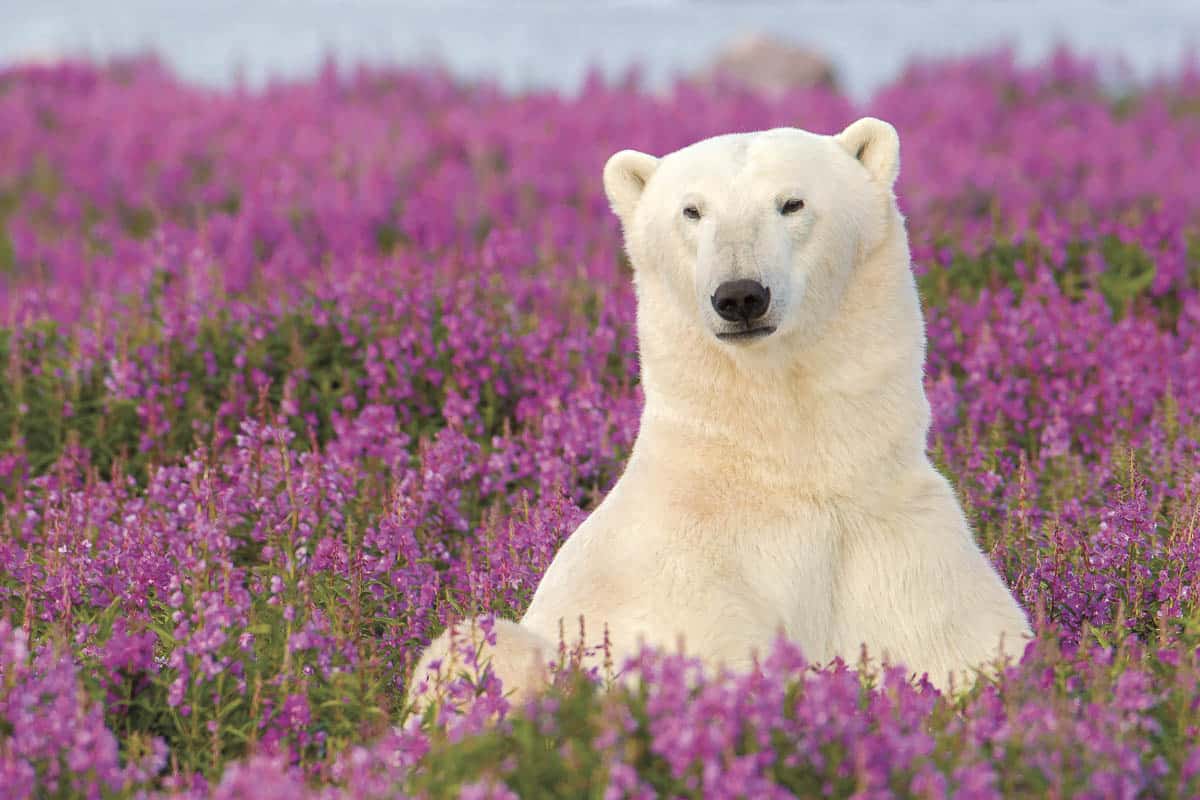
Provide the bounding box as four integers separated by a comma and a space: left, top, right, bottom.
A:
410, 118, 1031, 708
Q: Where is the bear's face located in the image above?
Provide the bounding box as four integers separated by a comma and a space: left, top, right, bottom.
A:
604, 118, 901, 353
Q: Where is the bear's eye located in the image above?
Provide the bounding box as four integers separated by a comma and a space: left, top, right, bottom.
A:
780, 198, 805, 215
682, 205, 701, 221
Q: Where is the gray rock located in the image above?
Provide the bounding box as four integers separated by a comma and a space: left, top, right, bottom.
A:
700, 33, 837, 95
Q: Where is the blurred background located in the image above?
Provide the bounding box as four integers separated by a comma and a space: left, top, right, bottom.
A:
3, 0, 1198, 100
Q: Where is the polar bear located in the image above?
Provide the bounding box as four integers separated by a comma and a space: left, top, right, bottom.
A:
409, 118, 1031, 709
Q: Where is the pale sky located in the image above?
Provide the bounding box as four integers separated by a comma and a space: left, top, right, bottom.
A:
2, 0, 1198, 100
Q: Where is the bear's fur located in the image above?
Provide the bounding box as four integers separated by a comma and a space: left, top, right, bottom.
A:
409, 118, 1031, 708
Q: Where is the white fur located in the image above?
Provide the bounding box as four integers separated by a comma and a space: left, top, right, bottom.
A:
410, 118, 1031, 706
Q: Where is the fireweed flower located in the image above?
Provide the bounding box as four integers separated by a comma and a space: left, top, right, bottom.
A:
0, 49, 1198, 796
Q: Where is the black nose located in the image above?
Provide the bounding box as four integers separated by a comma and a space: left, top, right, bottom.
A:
711, 280, 770, 323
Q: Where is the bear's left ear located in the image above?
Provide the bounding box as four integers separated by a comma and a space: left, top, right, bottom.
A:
603, 149, 660, 224
835, 117, 900, 188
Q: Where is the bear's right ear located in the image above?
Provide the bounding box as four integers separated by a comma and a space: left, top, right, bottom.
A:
603, 150, 659, 224
835, 117, 900, 188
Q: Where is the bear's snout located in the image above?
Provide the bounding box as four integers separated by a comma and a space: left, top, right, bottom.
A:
711, 280, 771, 323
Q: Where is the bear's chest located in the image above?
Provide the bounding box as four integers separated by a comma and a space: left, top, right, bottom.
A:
720, 510, 840, 656
629, 497, 843, 661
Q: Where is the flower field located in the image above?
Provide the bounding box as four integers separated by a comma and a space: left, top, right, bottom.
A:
0, 49, 1199, 797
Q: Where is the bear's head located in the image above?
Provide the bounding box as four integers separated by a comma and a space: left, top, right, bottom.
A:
603, 118, 902, 357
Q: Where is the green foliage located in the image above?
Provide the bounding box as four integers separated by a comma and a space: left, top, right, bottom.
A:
0, 309, 377, 486
0, 296, 494, 488
918, 235, 1161, 320
412, 673, 610, 798
0, 224, 14, 274
917, 239, 1038, 307
1097, 235, 1158, 317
